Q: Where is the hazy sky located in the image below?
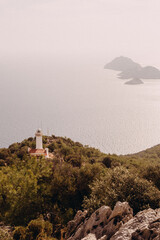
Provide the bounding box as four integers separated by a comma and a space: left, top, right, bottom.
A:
1, 0, 160, 66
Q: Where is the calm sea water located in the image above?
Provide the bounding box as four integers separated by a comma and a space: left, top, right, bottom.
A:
1, 57, 160, 154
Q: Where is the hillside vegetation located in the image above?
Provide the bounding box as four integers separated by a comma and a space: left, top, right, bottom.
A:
0, 135, 160, 239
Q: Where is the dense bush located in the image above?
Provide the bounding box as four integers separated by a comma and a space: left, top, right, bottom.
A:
26, 217, 53, 240
13, 217, 53, 240
0, 158, 53, 225
0, 148, 10, 160
142, 165, 160, 190
83, 166, 160, 214
52, 163, 102, 208
102, 156, 112, 168
1, 135, 160, 238
0, 152, 103, 232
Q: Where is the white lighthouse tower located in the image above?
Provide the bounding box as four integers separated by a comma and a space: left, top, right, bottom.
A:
28, 129, 49, 158
35, 129, 43, 149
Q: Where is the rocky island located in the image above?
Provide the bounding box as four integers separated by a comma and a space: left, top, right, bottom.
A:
125, 77, 144, 85
104, 56, 160, 84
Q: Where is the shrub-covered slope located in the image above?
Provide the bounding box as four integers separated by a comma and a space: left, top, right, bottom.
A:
0, 135, 160, 239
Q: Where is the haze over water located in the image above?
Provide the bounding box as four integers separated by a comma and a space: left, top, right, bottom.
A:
1, 56, 160, 154
1, 0, 160, 154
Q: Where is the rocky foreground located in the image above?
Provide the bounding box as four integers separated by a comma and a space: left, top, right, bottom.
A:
65, 202, 160, 240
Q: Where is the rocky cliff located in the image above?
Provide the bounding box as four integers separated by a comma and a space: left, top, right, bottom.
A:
65, 202, 160, 240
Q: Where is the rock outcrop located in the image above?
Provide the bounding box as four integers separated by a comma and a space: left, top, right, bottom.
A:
125, 78, 144, 85
111, 208, 160, 240
82, 233, 97, 240
65, 202, 160, 240
65, 202, 133, 240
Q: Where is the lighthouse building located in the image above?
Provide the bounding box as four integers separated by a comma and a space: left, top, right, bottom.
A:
28, 129, 49, 158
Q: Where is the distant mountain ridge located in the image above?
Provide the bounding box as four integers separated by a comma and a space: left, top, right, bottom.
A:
104, 56, 160, 84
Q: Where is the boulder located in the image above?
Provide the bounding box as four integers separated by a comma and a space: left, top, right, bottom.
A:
82, 233, 97, 240
108, 201, 133, 222
102, 202, 133, 239
98, 235, 107, 240
111, 208, 160, 240
65, 202, 133, 240
66, 203, 160, 239
83, 206, 112, 239
65, 210, 88, 239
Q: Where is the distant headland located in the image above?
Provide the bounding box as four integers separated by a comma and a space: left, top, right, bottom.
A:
104, 56, 160, 84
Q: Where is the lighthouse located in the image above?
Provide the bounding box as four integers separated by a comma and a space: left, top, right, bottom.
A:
35, 129, 43, 149
28, 129, 49, 158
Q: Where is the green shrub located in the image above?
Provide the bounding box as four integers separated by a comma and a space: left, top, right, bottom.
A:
0, 149, 10, 160
102, 157, 112, 168
17, 147, 28, 160
83, 166, 160, 214
0, 158, 53, 225
142, 165, 160, 190
13, 218, 54, 240
0, 159, 5, 166
26, 217, 53, 240
65, 154, 83, 167
51, 162, 103, 221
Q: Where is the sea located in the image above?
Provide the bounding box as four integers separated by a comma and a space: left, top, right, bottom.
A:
1, 56, 160, 155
